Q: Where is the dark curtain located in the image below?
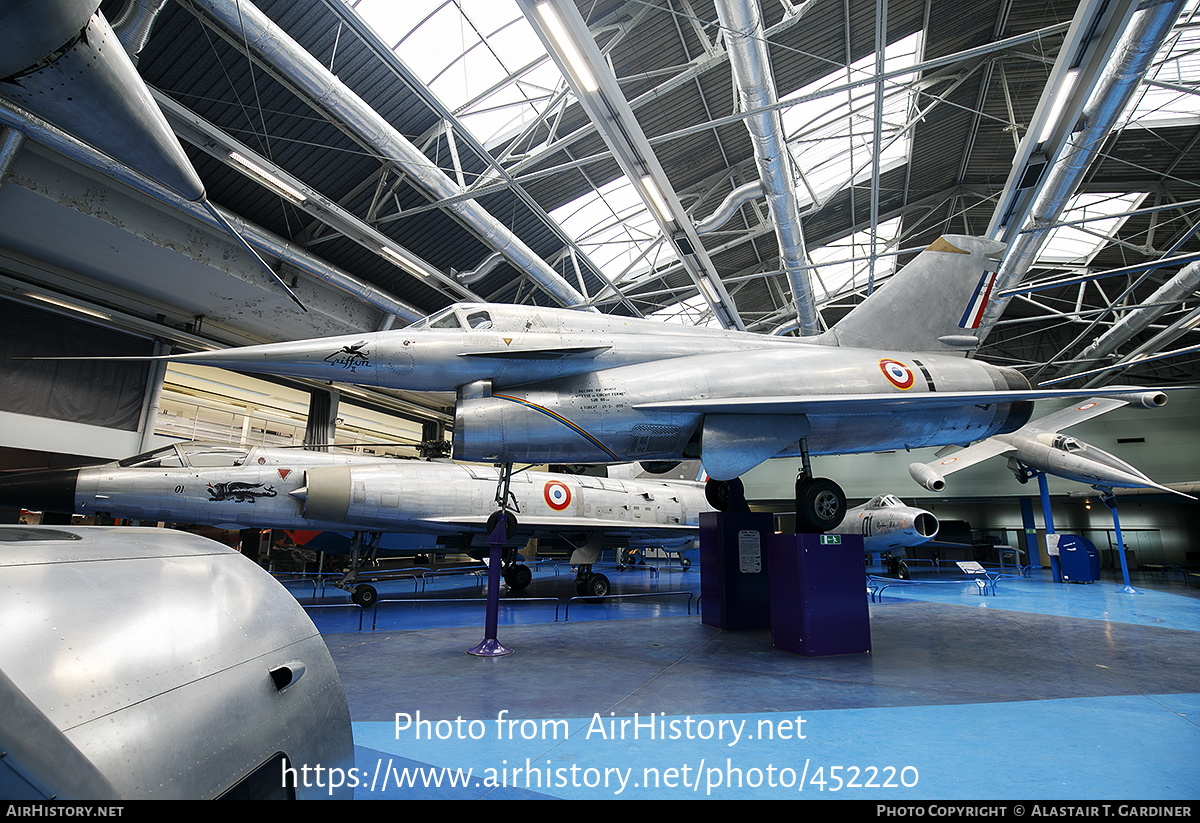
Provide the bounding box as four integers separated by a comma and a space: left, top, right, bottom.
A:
0, 297, 153, 431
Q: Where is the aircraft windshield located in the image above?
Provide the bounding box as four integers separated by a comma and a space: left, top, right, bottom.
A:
117, 446, 185, 469
407, 307, 462, 329
116, 444, 253, 468
179, 444, 252, 467
1053, 435, 1084, 453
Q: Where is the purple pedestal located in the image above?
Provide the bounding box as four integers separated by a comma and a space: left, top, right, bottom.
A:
699, 511, 774, 629
467, 513, 514, 657
767, 533, 871, 656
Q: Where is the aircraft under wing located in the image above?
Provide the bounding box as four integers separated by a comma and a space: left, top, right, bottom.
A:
907, 438, 1017, 490
908, 391, 1193, 498
630, 388, 1153, 416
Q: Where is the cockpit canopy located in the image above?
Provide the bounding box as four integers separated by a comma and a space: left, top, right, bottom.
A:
1052, 435, 1084, 453
407, 306, 494, 330
117, 443, 251, 469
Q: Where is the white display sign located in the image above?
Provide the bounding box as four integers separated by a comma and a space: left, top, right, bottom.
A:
737, 530, 761, 573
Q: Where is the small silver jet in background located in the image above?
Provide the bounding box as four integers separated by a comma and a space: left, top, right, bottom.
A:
908, 392, 1192, 499
832, 494, 939, 555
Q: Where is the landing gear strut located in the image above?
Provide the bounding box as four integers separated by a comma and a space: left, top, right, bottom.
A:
335, 531, 384, 606
794, 441, 846, 532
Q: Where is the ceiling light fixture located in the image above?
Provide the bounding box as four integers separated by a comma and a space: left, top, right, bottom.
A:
641, 175, 673, 222
536, 2, 599, 93
24, 292, 110, 320
229, 151, 308, 204
379, 245, 425, 274
1038, 69, 1080, 145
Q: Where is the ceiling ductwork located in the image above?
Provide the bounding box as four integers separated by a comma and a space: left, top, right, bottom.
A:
694, 181, 764, 235
714, 0, 821, 336
977, 0, 1188, 338
1054, 260, 1200, 381
0, 95, 424, 324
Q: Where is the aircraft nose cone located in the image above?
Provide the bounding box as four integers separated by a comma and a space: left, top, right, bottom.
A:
0, 468, 79, 514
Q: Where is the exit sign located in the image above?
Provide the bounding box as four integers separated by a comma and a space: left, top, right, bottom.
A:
819, 535, 842, 544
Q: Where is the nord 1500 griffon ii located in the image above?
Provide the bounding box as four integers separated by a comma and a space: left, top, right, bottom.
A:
52, 236, 1142, 531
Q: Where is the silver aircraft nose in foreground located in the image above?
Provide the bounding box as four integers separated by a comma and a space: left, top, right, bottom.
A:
54, 236, 1149, 532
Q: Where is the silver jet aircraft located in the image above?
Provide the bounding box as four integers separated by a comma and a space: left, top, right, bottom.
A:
907, 392, 1192, 499
832, 494, 938, 555
0, 441, 713, 602
62, 236, 1136, 531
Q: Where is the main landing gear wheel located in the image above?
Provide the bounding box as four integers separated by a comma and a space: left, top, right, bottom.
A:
705, 477, 747, 512
574, 565, 610, 597
885, 556, 910, 580
486, 509, 518, 541
351, 584, 378, 607
503, 563, 532, 591
795, 476, 846, 532
584, 573, 610, 597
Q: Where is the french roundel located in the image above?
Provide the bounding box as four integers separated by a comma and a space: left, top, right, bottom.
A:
544, 480, 572, 511
879, 358, 915, 390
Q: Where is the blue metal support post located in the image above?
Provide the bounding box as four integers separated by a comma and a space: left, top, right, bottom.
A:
1037, 472, 1061, 582
1104, 495, 1138, 594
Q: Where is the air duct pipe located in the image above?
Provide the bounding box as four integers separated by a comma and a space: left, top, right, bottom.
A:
1059, 260, 1200, 379
977, 0, 1187, 335
0, 95, 423, 323
714, 0, 820, 335
695, 181, 764, 235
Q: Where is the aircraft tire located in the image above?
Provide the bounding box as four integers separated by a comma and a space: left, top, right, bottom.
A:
586, 573, 610, 597
680, 557, 691, 570
352, 584, 378, 607
796, 477, 846, 532
485, 510, 518, 541
505, 563, 533, 590
705, 477, 746, 512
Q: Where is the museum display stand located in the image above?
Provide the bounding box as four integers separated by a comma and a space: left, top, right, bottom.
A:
699, 512, 871, 656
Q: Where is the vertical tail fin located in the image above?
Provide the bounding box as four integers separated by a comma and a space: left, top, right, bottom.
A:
821, 236, 1006, 353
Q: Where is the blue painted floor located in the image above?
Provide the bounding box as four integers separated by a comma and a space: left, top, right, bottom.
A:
302, 559, 1200, 800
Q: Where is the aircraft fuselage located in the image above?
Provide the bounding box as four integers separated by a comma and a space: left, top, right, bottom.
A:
453, 345, 1032, 469
27, 443, 711, 544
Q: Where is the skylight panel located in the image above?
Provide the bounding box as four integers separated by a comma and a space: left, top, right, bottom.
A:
1035, 192, 1147, 265
780, 32, 923, 208
347, 0, 562, 148
550, 175, 678, 284
650, 293, 719, 328
807, 218, 903, 302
